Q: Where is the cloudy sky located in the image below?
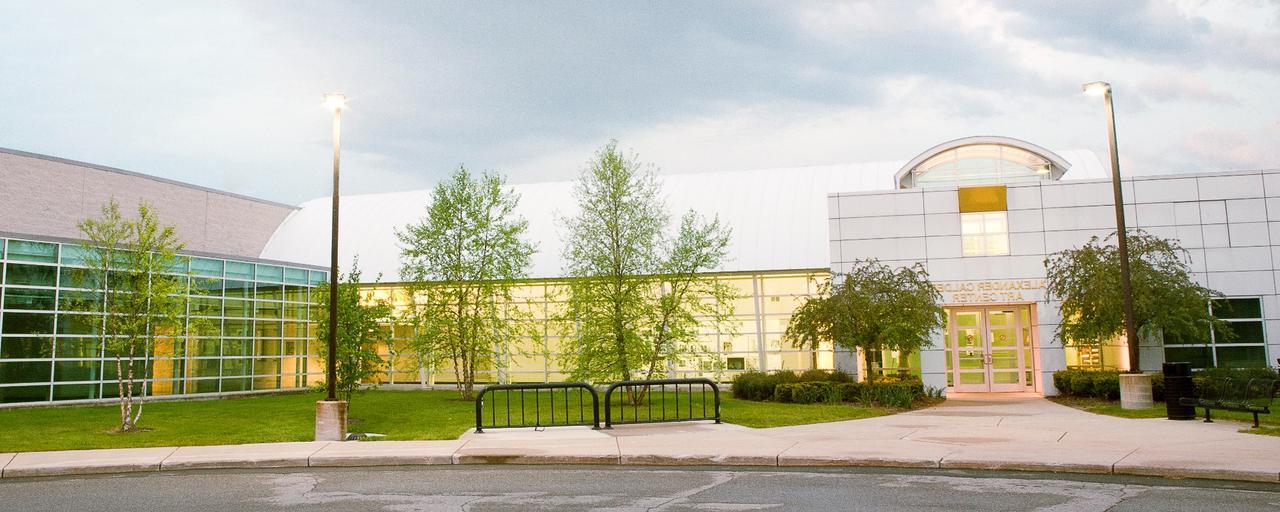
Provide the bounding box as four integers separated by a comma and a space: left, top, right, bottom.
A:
1, 1, 1277, 204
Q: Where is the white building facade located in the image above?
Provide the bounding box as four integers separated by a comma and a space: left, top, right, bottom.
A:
829, 137, 1279, 395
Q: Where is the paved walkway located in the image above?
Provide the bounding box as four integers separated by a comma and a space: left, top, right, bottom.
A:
4, 394, 1280, 482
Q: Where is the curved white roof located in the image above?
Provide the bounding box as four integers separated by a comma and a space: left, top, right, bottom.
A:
259, 148, 1106, 281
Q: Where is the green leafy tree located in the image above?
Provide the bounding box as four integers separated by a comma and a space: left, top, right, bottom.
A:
313, 259, 393, 403
397, 166, 536, 399
75, 200, 190, 432
783, 259, 943, 383
1045, 230, 1230, 372
560, 141, 736, 387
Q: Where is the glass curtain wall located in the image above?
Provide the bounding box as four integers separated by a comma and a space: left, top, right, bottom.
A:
367, 270, 836, 385
0, 236, 326, 404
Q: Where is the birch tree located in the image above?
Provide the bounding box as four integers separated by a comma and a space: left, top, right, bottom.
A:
75, 200, 188, 432
560, 141, 736, 386
398, 166, 535, 399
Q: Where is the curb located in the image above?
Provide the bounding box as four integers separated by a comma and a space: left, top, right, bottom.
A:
2, 446, 1277, 483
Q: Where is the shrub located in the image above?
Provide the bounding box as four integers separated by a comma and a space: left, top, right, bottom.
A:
856, 381, 922, 408
733, 371, 806, 401
1150, 372, 1165, 402
1068, 371, 1096, 396
1052, 371, 1073, 394
773, 382, 796, 403
1090, 372, 1120, 400
798, 369, 832, 382
791, 382, 835, 404
731, 371, 768, 400
834, 382, 863, 402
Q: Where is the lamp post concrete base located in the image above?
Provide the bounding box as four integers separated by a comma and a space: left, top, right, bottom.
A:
1119, 373, 1154, 410
316, 400, 348, 441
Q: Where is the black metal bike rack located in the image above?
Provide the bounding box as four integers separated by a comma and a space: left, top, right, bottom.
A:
474, 382, 600, 433
603, 378, 721, 428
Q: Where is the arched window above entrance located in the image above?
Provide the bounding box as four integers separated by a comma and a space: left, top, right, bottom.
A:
895, 136, 1072, 189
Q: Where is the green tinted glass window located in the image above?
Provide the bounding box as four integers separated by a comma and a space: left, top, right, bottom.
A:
5, 263, 57, 286
54, 360, 101, 382
224, 299, 252, 318
57, 314, 100, 335
283, 285, 307, 302
310, 270, 328, 284
3, 313, 55, 334
223, 339, 251, 357
59, 267, 102, 290
256, 264, 283, 283
59, 245, 97, 266
58, 290, 103, 310
284, 267, 309, 285
0, 337, 53, 358
0, 361, 52, 384
256, 301, 281, 319
1164, 346, 1214, 369
224, 280, 253, 299
4, 288, 56, 310
1213, 298, 1262, 319
191, 297, 222, 316
55, 338, 102, 358
225, 261, 254, 280
191, 258, 224, 277
52, 384, 100, 401
1215, 346, 1267, 367
192, 339, 221, 357
256, 320, 282, 338
255, 339, 281, 357
163, 256, 189, 274
0, 385, 50, 403
193, 277, 223, 294
224, 319, 252, 337
256, 283, 283, 301
222, 358, 251, 376
6, 240, 57, 263
190, 359, 220, 378
1215, 321, 1264, 344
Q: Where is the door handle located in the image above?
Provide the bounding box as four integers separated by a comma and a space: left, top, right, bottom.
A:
984, 354, 992, 366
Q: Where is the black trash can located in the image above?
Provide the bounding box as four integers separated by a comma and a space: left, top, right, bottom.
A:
1163, 362, 1195, 420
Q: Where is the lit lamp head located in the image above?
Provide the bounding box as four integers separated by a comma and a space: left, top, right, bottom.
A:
322, 92, 348, 112
1081, 81, 1111, 96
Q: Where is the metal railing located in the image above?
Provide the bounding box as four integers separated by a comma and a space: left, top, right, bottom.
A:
604, 378, 721, 428
474, 382, 600, 433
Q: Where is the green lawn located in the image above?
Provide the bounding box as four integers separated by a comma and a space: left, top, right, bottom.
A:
1048, 396, 1280, 436
0, 389, 893, 452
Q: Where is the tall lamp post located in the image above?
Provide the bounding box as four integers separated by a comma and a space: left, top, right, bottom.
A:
1083, 81, 1149, 408
316, 92, 348, 441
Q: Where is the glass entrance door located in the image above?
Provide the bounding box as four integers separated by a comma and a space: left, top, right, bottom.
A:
949, 307, 1029, 392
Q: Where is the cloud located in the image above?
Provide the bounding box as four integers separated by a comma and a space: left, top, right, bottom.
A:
0, 0, 1276, 205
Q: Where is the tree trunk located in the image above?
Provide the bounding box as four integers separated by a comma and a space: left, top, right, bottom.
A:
114, 355, 127, 431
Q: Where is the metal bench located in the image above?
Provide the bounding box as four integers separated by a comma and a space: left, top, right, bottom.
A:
1178, 377, 1276, 428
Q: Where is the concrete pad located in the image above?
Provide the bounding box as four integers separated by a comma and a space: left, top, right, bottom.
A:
454, 433, 619, 464
940, 441, 1135, 475
1113, 447, 1280, 483
309, 440, 467, 467
3, 447, 176, 478
778, 439, 953, 468
903, 425, 1067, 445
618, 431, 794, 466
161, 442, 330, 471
0, 453, 13, 473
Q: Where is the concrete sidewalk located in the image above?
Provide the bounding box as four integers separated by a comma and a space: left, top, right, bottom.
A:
4, 394, 1280, 483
